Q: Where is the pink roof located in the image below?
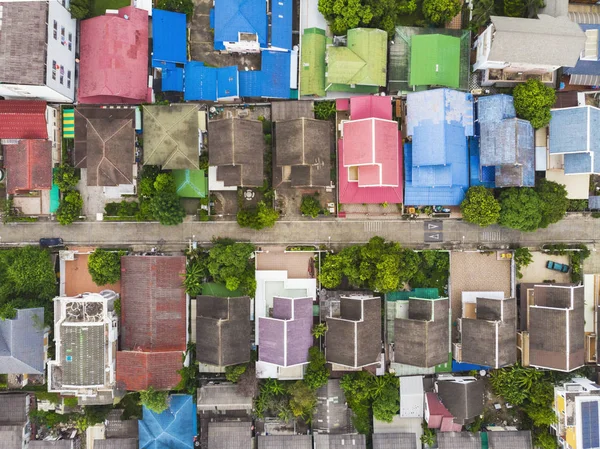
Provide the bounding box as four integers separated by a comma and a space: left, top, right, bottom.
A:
336, 98, 350, 112
349, 95, 392, 120
78, 7, 149, 104
426, 393, 462, 432
0, 101, 47, 139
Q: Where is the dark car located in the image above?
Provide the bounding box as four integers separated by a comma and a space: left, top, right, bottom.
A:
39, 237, 64, 248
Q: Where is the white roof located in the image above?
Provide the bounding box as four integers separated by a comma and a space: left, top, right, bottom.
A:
399, 376, 424, 418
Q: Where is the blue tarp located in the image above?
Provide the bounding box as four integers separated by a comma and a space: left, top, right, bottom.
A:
139, 395, 197, 449
161, 63, 184, 92
452, 360, 489, 372
152, 9, 187, 67
239, 50, 291, 98
184, 62, 239, 100
212, 0, 268, 50
271, 0, 292, 50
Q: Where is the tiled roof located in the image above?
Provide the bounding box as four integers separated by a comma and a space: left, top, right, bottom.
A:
117, 351, 182, 391
0, 101, 48, 140
196, 384, 253, 411
258, 435, 313, 449
29, 441, 75, 449
0, 393, 28, 425
3, 140, 52, 194
314, 434, 367, 449
372, 433, 417, 449
437, 379, 485, 425
208, 422, 252, 449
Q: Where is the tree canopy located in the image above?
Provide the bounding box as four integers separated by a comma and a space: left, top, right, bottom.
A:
207, 240, 256, 295
57, 190, 83, 225
535, 179, 568, 228
422, 0, 462, 25
69, 0, 90, 19
498, 187, 542, 232
156, 0, 194, 17
88, 249, 125, 286
139, 387, 169, 414
300, 195, 322, 218
304, 346, 330, 390
53, 165, 80, 191
513, 79, 556, 129
460, 186, 501, 227
237, 201, 279, 230
150, 173, 186, 226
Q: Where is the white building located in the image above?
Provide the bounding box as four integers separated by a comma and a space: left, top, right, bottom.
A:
0, 0, 77, 102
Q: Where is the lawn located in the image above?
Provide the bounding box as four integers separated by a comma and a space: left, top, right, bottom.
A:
91, 0, 130, 17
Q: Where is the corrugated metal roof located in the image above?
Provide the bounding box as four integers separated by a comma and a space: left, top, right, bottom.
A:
271, 0, 292, 50
152, 9, 187, 67
239, 51, 291, 98
161, 63, 184, 92
409, 34, 460, 88
184, 62, 217, 101
213, 0, 268, 49
300, 28, 326, 97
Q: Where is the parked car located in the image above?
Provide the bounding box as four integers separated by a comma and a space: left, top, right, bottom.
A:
39, 237, 64, 248
546, 260, 569, 273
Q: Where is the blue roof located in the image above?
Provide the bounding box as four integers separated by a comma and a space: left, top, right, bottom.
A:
565, 24, 600, 77
271, 0, 292, 50
139, 395, 197, 449
404, 89, 473, 205
161, 63, 184, 92
184, 62, 239, 100
239, 50, 291, 98
590, 196, 600, 210
152, 9, 188, 67
581, 401, 600, 449
212, 0, 268, 50
217, 66, 239, 98
469, 136, 496, 188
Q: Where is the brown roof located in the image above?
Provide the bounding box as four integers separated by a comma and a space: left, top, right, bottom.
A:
437, 379, 484, 425
74, 107, 135, 186
3, 140, 52, 194
271, 101, 314, 121
116, 351, 182, 391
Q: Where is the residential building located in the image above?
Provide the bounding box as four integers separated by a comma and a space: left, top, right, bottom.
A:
487, 431, 533, 449
372, 433, 417, 449
47, 291, 119, 403
300, 28, 327, 97
404, 89, 473, 206
197, 383, 253, 415
438, 431, 533, 449
314, 434, 367, 449
0, 393, 32, 449
0, 101, 60, 147
152, 9, 187, 93
394, 298, 450, 368
436, 376, 485, 426
258, 435, 313, 449
475, 95, 535, 188
183, 62, 239, 101
325, 295, 381, 370
78, 7, 149, 104
424, 392, 463, 432
0, 308, 48, 384
399, 376, 424, 419
438, 432, 481, 449
116, 256, 187, 391
314, 379, 356, 434
139, 395, 197, 449
338, 96, 403, 204
142, 104, 200, 170
208, 118, 264, 188
3, 140, 52, 195
90, 409, 138, 449
196, 296, 251, 368
388, 27, 470, 93
212, 0, 268, 52
564, 12, 600, 87
239, 50, 295, 98
207, 422, 252, 449
473, 15, 585, 86
455, 295, 516, 369
0, 0, 76, 102
272, 101, 332, 189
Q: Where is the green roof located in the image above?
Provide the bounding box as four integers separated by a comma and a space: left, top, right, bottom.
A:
409, 34, 461, 88
173, 169, 207, 198
385, 288, 440, 301
201, 282, 244, 297
326, 28, 387, 92
300, 28, 327, 97
63, 108, 74, 139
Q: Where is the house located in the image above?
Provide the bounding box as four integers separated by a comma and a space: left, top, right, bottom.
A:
438, 432, 481, 449
404, 89, 473, 206
0, 101, 54, 141
314, 379, 356, 434
78, 7, 149, 104
552, 377, 600, 449
473, 15, 585, 86
338, 96, 403, 204
0, 393, 32, 449
258, 435, 313, 449
399, 376, 424, 419
372, 433, 417, 449
0, 0, 76, 102
273, 101, 332, 189
74, 107, 136, 191
183, 62, 239, 101
174, 170, 208, 198
475, 95, 535, 188
208, 118, 264, 188
142, 104, 200, 170
207, 422, 252, 449
388, 27, 470, 93
152, 9, 187, 93
456, 295, 517, 369
3, 140, 52, 195
436, 376, 485, 426
314, 434, 367, 449
117, 256, 187, 391
257, 296, 313, 370
524, 285, 585, 372
197, 383, 253, 414
139, 395, 197, 449
211, 0, 268, 52
47, 291, 119, 403
325, 295, 381, 370
0, 308, 48, 384
565, 12, 600, 87
239, 50, 294, 99
424, 392, 464, 432
196, 296, 251, 368
394, 298, 450, 368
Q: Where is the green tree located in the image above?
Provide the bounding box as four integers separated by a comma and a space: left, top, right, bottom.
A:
304, 346, 330, 390
69, 0, 90, 19
53, 165, 79, 191
5, 246, 56, 300
150, 174, 186, 226
311, 323, 328, 338
57, 190, 83, 225
139, 387, 169, 414
460, 186, 500, 227
535, 179, 568, 228
421, 424, 436, 446
371, 374, 400, 422
156, 0, 194, 17
237, 201, 279, 230
319, 254, 344, 289
498, 188, 542, 232
318, 0, 373, 35
207, 241, 256, 295
422, 0, 461, 25
88, 249, 124, 286
184, 261, 205, 296
314, 101, 336, 120
409, 250, 449, 293
469, 0, 495, 31
504, 0, 526, 16
287, 381, 317, 419
534, 430, 559, 449
397, 0, 417, 14
225, 364, 248, 383
301, 195, 322, 218
514, 247, 533, 279
513, 79, 556, 129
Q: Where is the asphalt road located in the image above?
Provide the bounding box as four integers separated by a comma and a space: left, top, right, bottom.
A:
0, 215, 597, 249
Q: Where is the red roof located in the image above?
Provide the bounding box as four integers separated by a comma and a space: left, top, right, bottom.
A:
0, 101, 48, 139
78, 7, 149, 104
425, 393, 462, 432
4, 140, 52, 194
116, 351, 182, 391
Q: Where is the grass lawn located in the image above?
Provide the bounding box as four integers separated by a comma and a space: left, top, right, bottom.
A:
91, 0, 130, 17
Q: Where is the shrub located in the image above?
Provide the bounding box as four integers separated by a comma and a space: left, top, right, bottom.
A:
237, 201, 279, 230
301, 194, 322, 218
57, 190, 83, 225
156, 0, 194, 17
88, 248, 125, 286
53, 164, 79, 191
140, 387, 169, 414
314, 101, 336, 120
514, 247, 533, 279
225, 364, 248, 383
513, 79, 556, 129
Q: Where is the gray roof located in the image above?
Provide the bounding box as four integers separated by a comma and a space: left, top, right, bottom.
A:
274, 118, 331, 188
314, 379, 354, 434
436, 379, 484, 425
488, 431, 533, 449
196, 296, 251, 367
0, 393, 28, 425
105, 410, 139, 439
539, 0, 568, 17
438, 432, 482, 449
326, 296, 381, 368
314, 434, 366, 449
0, 1, 48, 86
372, 433, 417, 449
271, 101, 314, 121
29, 441, 75, 449
394, 298, 449, 368
0, 308, 46, 375
208, 118, 264, 187
258, 435, 313, 449
93, 439, 137, 449
59, 324, 105, 386
197, 384, 253, 411
208, 422, 252, 449
0, 425, 25, 449
488, 15, 585, 67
